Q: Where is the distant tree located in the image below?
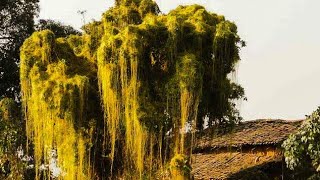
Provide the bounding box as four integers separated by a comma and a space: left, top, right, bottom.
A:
282, 107, 320, 178
0, 0, 39, 99
35, 19, 81, 38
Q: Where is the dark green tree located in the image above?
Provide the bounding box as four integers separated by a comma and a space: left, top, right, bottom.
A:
35, 19, 81, 38
0, 0, 39, 99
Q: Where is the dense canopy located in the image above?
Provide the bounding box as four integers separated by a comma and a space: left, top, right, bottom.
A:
0, 0, 39, 99
20, 0, 245, 179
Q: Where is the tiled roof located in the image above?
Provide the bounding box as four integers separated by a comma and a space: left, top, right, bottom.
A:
194, 119, 303, 152
191, 150, 282, 179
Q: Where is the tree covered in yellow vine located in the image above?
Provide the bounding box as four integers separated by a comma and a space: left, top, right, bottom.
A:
20, 0, 245, 179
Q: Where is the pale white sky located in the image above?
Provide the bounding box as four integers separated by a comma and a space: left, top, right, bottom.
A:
39, 0, 320, 120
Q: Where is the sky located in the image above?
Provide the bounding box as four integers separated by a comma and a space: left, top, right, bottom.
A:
39, 0, 320, 120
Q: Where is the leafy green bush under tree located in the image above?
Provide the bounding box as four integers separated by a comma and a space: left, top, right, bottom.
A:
283, 107, 320, 179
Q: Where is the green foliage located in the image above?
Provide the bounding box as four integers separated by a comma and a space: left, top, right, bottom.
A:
20, 0, 245, 178
0, 98, 20, 152
98, 2, 245, 176
0, 98, 30, 179
20, 30, 96, 179
169, 154, 191, 177
0, 98, 18, 121
81, 21, 104, 61
0, 0, 39, 99
283, 107, 320, 176
36, 19, 81, 38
